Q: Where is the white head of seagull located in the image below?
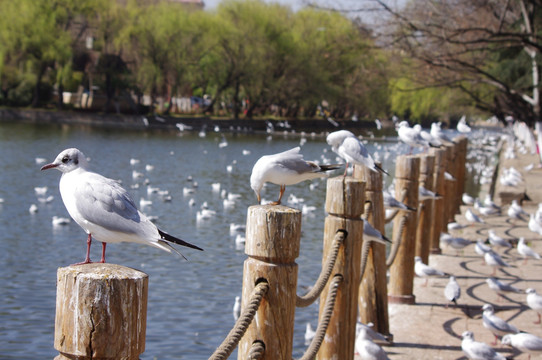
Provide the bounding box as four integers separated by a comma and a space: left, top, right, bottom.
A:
250, 147, 340, 205
41, 148, 203, 264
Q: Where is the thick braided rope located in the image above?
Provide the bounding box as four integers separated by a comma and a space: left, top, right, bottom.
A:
209, 281, 269, 360
247, 340, 265, 359
296, 230, 346, 308
297, 275, 344, 360
386, 214, 407, 268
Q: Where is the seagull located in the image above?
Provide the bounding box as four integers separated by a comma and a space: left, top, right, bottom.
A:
363, 220, 391, 245
305, 322, 316, 345
465, 208, 485, 224
486, 277, 521, 301
502, 333, 542, 359
517, 237, 540, 263
419, 186, 440, 200
355, 322, 389, 343
528, 214, 542, 236
233, 296, 241, 321
441, 234, 473, 254
355, 326, 390, 360
383, 190, 416, 211
430, 122, 453, 144
482, 303, 519, 344
487, 230, 512, 249
508, 200, 528, 221
326, 130, 388, 175
457, 115, 472, 133
41, 148, 203, 264
484, 250, 511, 275
462, 193, 475, 205
461, 331, 505, 360
526, 288, 542, 324
414, 256, 446, 286
396, 121, 426, 152
444, 275, 461, 308
475, 240, 492, 257
250, 147, 340, 205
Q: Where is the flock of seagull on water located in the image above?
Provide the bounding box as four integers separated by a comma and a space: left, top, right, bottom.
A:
25, 115, 542, 358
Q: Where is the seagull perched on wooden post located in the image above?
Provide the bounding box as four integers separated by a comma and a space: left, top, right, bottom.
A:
41, 148, 203, 264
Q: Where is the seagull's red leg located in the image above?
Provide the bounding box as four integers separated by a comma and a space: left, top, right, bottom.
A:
100, 242, 107, 263
271, 185, 286, 205
72, 234, 93, 265
343, 162, 349, 177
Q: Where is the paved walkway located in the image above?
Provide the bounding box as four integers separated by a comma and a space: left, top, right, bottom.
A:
378, 143, 542, 359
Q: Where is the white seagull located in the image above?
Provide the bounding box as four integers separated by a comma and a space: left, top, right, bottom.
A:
502, 333, 542, 359
363, 220, 391, 245
250, 147, 340, 205
487, 230, 512, 249
41, 148, 203, 264
326, 130, 388, 175
465, 208, 485, 224
461, 331, 505, 360
486, 277, 521, 301
482, 303, 519, 344
457, 115, 472, 133
444, 275, 461, 308
517, 237, 540, 263
414, 256, 446, 286
355, 326, 390, 360
484, 250, 511, 275
526, 288, 542, 324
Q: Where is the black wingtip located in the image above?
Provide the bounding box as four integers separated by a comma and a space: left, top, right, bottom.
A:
375, 163, 389, 176
158, 229, 204, 251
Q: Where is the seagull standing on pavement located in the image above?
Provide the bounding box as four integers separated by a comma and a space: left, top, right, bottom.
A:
414, 256, 446, 286
486, 277, 521, 301
487, 230, 512, 250
41, 148, 203, 264
484, 250, 511, 275
326, 130, 388, 175
461, 331, 505, 360
517, 237, 541, 263
250, 147, 340, 205
465, 208, 485, 224
526, 288, 542, 324
444, 275, 461, 308
502, 333, 542, 359
482, 303, 519, 344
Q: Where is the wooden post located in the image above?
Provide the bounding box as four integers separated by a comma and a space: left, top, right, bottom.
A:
239, 205, 301, 360
353, 164, 390, 337
429, 148, 447, 254
388, 156, 419, 305
453, 136, 468, 214
317, 177, 365, 360
54, 264, 148, 360
444, 144, 457, 224
415, 154, 435, 264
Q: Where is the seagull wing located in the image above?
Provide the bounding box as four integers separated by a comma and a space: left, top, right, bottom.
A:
340, 137, 376, 170
75, 172, 143, 234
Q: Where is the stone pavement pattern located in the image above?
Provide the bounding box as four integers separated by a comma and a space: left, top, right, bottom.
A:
372, 146, 542, 359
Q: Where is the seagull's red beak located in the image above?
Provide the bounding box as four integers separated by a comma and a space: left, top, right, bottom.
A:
41, 163, 58, 171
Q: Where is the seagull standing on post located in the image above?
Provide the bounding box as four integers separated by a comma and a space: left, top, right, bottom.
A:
41, 148, 203, 264
326, 130, 388, 176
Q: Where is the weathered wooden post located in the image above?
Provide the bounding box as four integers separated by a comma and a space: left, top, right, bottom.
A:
239, 205, 301, 360
453, 136, 468, 214
429, 147, 447, 254
353, 164, 389, 337
54, 263, 148, 360
415, 153, 435, 264
388, 156, 420, 304
317, 177, 365, 360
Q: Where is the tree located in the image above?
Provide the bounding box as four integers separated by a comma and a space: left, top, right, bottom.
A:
373, 0, 542, 125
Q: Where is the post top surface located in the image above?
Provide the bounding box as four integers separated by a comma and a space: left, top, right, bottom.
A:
58, 263, 148, 280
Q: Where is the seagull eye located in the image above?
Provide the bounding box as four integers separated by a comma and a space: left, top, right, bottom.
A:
62, 156, 69, 163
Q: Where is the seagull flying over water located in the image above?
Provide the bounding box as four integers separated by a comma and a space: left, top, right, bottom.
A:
250, 147, 340, 205
41, 148, 203, 264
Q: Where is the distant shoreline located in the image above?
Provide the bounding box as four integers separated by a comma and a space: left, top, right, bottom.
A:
0, 108, 383, 135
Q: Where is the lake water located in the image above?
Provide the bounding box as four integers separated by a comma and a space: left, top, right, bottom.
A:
0, 121, 495, 359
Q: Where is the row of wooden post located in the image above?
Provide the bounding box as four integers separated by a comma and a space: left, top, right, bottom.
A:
52, 137, 467, 360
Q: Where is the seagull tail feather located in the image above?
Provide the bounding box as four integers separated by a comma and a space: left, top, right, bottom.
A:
319, 164, 342, 172
375, 163, 389, 176
158, 229, 204, 252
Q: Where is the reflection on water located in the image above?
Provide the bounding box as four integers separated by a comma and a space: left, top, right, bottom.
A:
0, 121, 495, 358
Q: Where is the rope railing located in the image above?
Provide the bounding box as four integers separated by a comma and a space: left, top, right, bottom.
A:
209, 280, 269, 360
297, 274, 344, 360
247, 341, 265, 360
296, 230, 346, 308
386, 215, 407, 268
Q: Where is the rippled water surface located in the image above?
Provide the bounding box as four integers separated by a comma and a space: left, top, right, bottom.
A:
0, 121, 493, 359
